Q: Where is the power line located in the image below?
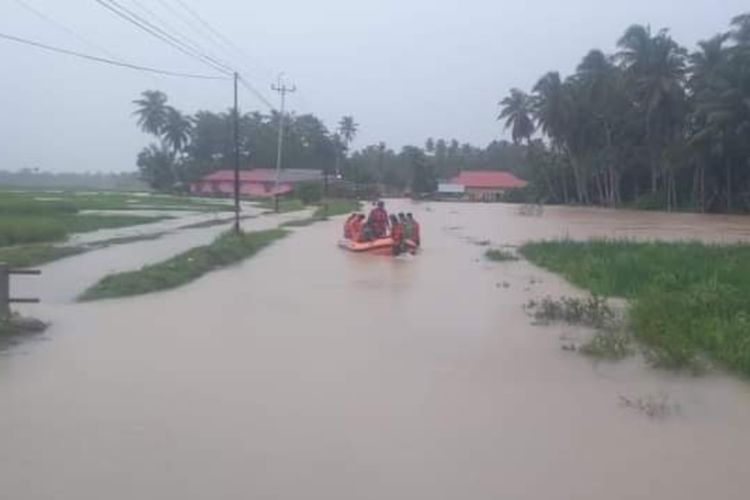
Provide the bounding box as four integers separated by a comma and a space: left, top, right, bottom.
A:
173, 0, 275, 80
0, 32, 229, 79
94, 0, 233, 76
13, 0, 126, 63
155, 0, 240, 67
96, 0, 233, 74
125, 0, 235, 73
238, 75, 275, 110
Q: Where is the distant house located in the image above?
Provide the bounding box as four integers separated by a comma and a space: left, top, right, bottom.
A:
189, 168, 323, 197
448, 170, 527, 201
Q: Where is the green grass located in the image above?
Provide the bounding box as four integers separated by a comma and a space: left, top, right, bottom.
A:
60, 214, 168, 233
255, 197, 307, 213
520, 239, 750, 375
279, 218, 318, 228
79, 229, 289, 301
313, 199, 361, 218
485, 248, 519, 261
0, 218, 68, 246
0, 214, 168, 247
0, 190, 231, 212
0, 244, 87, 267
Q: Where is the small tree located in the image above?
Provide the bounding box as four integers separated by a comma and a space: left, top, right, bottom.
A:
404, 147, 437, 195
137, 144, 176, 191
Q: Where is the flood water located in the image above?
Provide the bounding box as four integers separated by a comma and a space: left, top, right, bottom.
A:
3, 202, 750, 500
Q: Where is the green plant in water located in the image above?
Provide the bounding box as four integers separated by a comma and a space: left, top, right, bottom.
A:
526, 294, 615, 329
486, 248, 518, 262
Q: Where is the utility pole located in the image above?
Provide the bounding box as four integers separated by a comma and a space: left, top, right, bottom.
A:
233, 72, 241, 234
271, 73, 296, 212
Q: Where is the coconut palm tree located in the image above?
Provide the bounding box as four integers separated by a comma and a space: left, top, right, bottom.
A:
132, 90, 169, 136
497, 88, 535, 144
532, 72, 569, 142
338, 116, 359, 152
617, 25, 688, 195
162, 107, 192, 156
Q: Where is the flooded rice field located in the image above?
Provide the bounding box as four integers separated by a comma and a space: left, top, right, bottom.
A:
2, 202, 750, 500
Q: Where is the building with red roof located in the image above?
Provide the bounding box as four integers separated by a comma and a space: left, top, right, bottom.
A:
444, 170, 527, 201
189, 168, 323, 197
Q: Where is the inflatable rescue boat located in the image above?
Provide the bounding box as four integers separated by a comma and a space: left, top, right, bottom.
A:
338, 237, 417, 253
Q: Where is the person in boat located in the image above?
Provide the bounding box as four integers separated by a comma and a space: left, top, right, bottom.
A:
351, 214, 366, 241
407, 213, 420, 247
343, 213, 357, 239
398, 212, 412, 242
390, 214, 405, 256
367, 201, 390, 239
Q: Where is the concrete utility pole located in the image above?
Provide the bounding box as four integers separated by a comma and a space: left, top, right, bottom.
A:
233, 72, 241, 234
271, 73, 296, 212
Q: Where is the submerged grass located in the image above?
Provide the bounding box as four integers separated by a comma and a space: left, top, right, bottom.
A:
79, 229, 288, 301
485, 248, 519, 262
0, 214, 168, 247
313, 199, 361, 218
520, 239, 750, 375
255, 197, 307, 213
0, 244, 87, 268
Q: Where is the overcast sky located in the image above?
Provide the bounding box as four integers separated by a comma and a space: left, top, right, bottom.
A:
1, 0, 748, 173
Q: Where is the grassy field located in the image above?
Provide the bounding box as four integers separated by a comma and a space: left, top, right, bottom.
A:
0, 192, 186, 247
521, 240, 750, 375
0, 214, 168, 247
253, 197, 307, 213
0, 190, 231, 212
0, 244, 87, 267
314, 199, 361, 218
79, 229, 288, 301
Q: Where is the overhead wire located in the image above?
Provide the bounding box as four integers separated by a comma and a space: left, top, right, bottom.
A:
93, 0, 233, 76
13, 0, 126, 63
172, 0, 275, 80
128, 0, 283, 110
0, 32, 229, 79
12, 0, 282, 109
124, 0, 236, 73
238, 75, 275, 110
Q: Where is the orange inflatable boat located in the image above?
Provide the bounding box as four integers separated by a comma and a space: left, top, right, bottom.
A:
338, 237, 417, 253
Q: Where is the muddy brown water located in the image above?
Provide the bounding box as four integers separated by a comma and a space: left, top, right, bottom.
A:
3, 202, 750, 500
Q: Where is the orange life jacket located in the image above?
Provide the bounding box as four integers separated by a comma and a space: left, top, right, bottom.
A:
351, 219, 363, 241
391, 222, 404, 242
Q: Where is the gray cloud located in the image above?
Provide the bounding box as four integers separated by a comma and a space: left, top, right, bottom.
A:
1, 0, 747, 172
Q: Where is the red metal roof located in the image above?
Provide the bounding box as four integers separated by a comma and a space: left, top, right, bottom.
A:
450, 170, 527, 189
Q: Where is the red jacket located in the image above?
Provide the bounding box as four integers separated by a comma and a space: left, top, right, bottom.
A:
369, 208, 388, 235
391, 222, 404, 242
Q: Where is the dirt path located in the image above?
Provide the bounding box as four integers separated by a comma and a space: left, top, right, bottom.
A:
2, 201, 750, 500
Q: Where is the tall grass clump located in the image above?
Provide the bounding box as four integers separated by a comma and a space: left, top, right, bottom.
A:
79, 229, 288, 301
520, 239, 750, 375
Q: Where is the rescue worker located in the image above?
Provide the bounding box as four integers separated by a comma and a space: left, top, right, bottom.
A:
389, 214, 404, 256
350, 214, 366, 241
343, 213, 357, 239
399, 212, 412, 242
367, 200, 390, 238
407, 213, 420, 247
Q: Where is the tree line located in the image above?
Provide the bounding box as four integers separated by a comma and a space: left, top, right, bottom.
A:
499, 13, 750, 212
132, 90, 359, 191
132, 90, 531, 196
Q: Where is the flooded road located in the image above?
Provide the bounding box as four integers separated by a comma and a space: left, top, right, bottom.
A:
3, 202, 750, 500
